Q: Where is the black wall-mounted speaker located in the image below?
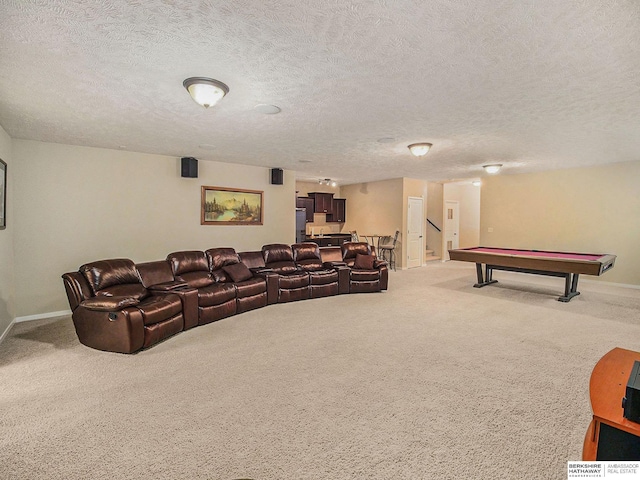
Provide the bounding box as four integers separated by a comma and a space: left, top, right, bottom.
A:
181, 157, 198, 178
271, 168, 283, 185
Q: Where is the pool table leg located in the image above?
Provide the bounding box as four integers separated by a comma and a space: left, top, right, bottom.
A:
559, 273, 581, 302
473, 263, 498, 288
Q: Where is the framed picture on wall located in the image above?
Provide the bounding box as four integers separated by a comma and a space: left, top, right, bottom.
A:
201, 186, 263, 225
0, 159, 6, 229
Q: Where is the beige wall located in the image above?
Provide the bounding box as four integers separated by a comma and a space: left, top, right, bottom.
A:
12, 140, 296, 317
6, 136, 638, 323
341, 178, 436, 269
480, 161, 640, 285
0, 125, 14, 338
341, 178, 404, 262
444, 182, 481, 251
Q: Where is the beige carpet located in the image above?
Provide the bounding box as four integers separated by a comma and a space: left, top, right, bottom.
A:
2, 262, 640, 480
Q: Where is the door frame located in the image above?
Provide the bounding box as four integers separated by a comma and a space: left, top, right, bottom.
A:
443, 200, 460, 261
407, 196, 424, 269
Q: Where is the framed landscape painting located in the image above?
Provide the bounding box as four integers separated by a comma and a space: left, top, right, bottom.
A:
0, 159, 6, 229
201, 186, 263, 225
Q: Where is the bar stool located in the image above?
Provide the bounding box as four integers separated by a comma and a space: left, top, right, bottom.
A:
378, 230, 399, 271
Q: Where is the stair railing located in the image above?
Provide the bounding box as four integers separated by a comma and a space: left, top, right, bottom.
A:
427, 218, 441, 232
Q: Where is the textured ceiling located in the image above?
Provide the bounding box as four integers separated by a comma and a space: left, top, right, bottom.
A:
1, 0, 639, 185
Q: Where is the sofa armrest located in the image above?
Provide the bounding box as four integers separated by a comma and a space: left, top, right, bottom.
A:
72, 304, 145, 353
251, 267, 274, 274
148, 280, 189, 292
251, 270, 279, 305
324, 261, 347, 268
374, 259, 388, 269
62, 271, 93, 311
80, 296, 140, 312
330, 264, 351, 294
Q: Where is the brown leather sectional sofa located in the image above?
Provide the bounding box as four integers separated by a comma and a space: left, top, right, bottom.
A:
62, 242, 388, 354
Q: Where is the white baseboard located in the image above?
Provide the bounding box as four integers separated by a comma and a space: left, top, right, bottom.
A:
0, 310, 72, 347
14, 310, 72, 323
0, 319, 16, 345
580, 278, 640, 290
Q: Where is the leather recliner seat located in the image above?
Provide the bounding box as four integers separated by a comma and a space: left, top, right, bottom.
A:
166, 250, 236, 325
62, 258, 183, 353
136, 260, 199, 330
261, 243, 310, 303
292, 242, 345, 298
341, 242, 389, 293
205, 247, 268, 313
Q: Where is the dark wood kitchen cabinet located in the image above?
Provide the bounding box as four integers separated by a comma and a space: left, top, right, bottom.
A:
305, 234, 352, 247
326, 198, 346, 222
307, 192, 334, 214
296, 197, 315, 222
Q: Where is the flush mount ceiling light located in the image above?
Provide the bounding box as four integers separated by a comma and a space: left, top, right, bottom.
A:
483, 164, 503, 174
408, 143, 433, 157
183, 77, 229, 108
318, 178, 337, 187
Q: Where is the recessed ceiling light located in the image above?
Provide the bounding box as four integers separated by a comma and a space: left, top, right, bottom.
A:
254, 104, 281, 114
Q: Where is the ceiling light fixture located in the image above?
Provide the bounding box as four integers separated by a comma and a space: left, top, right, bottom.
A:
318, 178, 337, 187
483, 164, 502, 174
254, 104, 281, 114
183, 77, 229, 108
408, 143, 433, 157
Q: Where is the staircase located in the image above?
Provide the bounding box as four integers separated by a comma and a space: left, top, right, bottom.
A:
424, 249, 441, 263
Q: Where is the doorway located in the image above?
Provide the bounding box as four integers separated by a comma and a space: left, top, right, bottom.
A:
444, 200, 459, 261
407, 197, 424, 268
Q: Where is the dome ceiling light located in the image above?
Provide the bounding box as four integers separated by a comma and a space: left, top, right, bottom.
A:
408, 143, 433, 157
183, 77, 229, 108
483, 164, 503, 174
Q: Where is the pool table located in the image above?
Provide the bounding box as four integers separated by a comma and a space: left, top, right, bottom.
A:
448, 247, 616, 302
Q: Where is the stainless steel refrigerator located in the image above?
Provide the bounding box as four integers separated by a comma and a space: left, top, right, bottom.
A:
295, 209, 306, 243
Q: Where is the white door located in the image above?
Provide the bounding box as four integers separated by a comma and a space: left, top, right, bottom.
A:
407, 197, 424, 268
444, 201, 460, 261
